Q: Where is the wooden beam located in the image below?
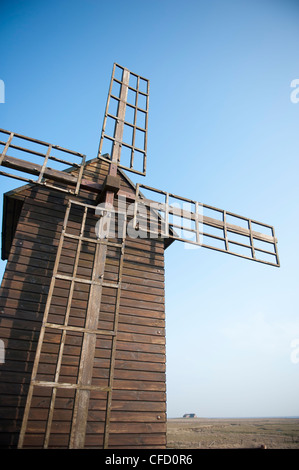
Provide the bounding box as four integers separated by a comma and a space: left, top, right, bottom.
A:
135, 197, 277, 245
1, 154, 103, 192
69, 234, 110, 448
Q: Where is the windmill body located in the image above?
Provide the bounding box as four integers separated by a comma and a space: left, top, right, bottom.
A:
0, 64, 279, 448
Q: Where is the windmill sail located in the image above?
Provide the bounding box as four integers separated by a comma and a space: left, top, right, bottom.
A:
98, 63, 149, 176
0, 128, 86, 195
132, 183, 280, 267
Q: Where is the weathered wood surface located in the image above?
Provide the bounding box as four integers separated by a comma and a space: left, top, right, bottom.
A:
0, 159, 166, 448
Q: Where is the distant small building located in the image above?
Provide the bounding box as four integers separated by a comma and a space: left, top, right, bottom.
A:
183, 413, 197, 418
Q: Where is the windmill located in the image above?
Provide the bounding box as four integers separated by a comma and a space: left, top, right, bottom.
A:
0, 63, 279, 449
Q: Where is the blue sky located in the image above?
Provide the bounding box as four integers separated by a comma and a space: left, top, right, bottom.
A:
1, 0, 299, 418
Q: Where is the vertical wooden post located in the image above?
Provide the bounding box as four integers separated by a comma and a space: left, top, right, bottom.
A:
69, 70, 130, 448
0, 132, 14, 165
69, 232, 110, 448
111, 67, 130, 166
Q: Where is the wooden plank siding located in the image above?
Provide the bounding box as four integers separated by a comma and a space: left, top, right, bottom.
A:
0, 159, 167, 448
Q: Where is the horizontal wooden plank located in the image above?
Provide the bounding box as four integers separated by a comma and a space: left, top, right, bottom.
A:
18, 432, 166, 448
2, 346, 165, 370
0, 291, 165, 313
0, 382, 166, 403
24, 420, 70, 434
0, 281, 165, 307
0, 329, 165, 357
1, 279, 51, 295
116, 331, 165, 345
20, 417, 166, 436
0, 289, 48, 304
115, 340, 165, 354
0, 325, 41, 342
3, 354, 165, 378
9, 412, 166, 424
4, 251, 165, 281
107, 445, 165, 449
114, 369, 165, 382
1, 302, 165, 323
34, 362, 167, 382
89, 410, 166, 423
112, 379, 165, 392
0, 370, 32, 384
0, 407, 24, 421
92, 444, 165, 449
1, 358, 36, 375
2, 264, 165, 292
0, 314, 165, 340
1, 262, 52, 280
8, 240, 165, 270
54, 365, 165, 383
111, 400, 166, 412
101, 431, 166, 447
0, 398, 165, 415
103, 422, 167, 434
115, 350, 165, 364
1, 348, 36, 363
2, 266, 164, 288
3, 255, 164, 281
4, 253, 55, 271
1, 366, 166, 391
21, 434, 69, 448
0, 338, 38, 355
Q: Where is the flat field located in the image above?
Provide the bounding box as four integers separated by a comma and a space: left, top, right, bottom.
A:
167, 418, 299, 449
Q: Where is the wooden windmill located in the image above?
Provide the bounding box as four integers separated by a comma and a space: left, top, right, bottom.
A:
0, 63, 279, 449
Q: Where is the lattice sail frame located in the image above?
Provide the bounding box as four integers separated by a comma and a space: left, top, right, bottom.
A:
98, 63, 149, 176
132, 183, 280, 267
0, 128, 86, 194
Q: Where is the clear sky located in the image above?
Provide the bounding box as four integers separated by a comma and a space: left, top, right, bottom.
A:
0, 0, 299, 418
